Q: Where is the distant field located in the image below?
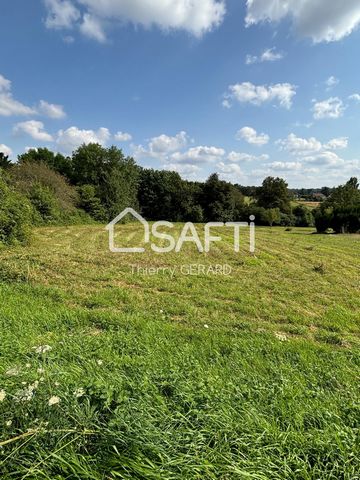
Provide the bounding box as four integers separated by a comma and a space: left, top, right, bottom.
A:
296, 201, 321, 209
0, 225, 359, 479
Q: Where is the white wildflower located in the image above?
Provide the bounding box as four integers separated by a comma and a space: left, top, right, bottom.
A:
96, 360, 103, 366
5, 420, 12, 427
275, 333, 288, 342
73, 388, 85, 398
14, 381, 39, 403
37, 368, 45, 374
204, 324, 209, 329
48, 396, 60, 406
33, 345, 52, 354
26, 363, 31, 368
0, 390, 6, 402
5, 367, 20, 376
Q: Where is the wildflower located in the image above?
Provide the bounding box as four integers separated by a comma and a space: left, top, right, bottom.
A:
275, 333, 288, 342
54, 382, 60, 387
0, 390, 6, 402
15, 384, 36, 402
73, 388, 85, 398
204, 324, 209, 329
160, 309, 164, 313
5, 420, 12, 427
48, 396, 60, 406
96, 359, 103, 366
33, 345, 52, 354
5, 367, 20, 376
26, 363, 31, 368
37, 368, 45, 374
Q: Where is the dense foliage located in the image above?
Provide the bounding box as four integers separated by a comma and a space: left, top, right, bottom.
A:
0, 143, 359, 244
0, 170, 33, 245
314, 178, 360, 233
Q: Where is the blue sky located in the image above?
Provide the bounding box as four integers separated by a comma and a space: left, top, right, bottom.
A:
1, 0, 360, 187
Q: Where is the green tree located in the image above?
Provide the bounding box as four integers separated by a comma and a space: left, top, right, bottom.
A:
18, 148, 73, 179
0, 153, 12, 170
263, 208, 281, 227
257, 177, 291, 213
71, 144, 139, 220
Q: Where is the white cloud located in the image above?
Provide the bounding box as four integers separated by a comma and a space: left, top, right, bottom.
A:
324, 137, 348, 150
38, 100, 66, 119
0, 73, 66, 118
217, 162, 246, 182
349, 93, 360, 102
44, 0, 225, 40
0, 74, 36, 116
227, 151, 269, 162
44, 0, 80, 29
0, 144, 12, 157
325, 76, 339, 90
276, 133, 322, 155
163, 163, 201, 175
246, 47, 284, 65
148, 131, 189, 156
245, 0, 360, 43
80, 13, 107, 42
56, 126, 111, 153
277, 133, 348, 156
312, 97, 345, 119
171, 146, 225, 164
268, 161, 302, 171
236, 126, 269, 146
13, 120, 53, 142
114, 131, 132, 142
303, 151, 345, 167
224, 82, 296, 109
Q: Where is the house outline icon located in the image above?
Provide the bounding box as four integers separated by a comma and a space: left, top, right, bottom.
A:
105, 208, 150, 253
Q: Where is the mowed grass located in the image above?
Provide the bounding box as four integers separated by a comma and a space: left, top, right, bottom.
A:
0, 224, 359, 479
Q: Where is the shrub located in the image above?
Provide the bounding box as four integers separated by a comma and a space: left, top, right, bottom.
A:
0, 170, 33, 245
10, 162, 78, 213
28, 183, 60, 224
77, 185, 106, 221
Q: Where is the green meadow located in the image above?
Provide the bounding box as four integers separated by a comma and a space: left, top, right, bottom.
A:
0, 225, 359, 479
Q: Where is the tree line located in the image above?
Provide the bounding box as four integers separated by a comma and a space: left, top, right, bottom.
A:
0, 144, 359, 244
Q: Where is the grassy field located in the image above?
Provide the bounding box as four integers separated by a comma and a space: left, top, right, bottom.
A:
0, 224, 359, 479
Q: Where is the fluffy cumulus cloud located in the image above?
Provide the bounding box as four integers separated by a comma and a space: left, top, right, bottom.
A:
269, 161, 302, 171
114, 131, 132, 142
312, 97, 345, 120
246, 47, 284, 65
56, 126, 111, 153
38, 100, 66, 119
149, 131, 189, 155
236, 126, 269, 146
163, 163, 201, 176
44, 0, 226, 41
171, 146, 225, 164
216, 162, 246, 182
224, 82, 296, 109
0, 73, 66, 118
245, 0, 360, 43
0, 144, 12, 157
349, 93, 360, 103
227, 151, 269, 162
277, 133, 348, 156
13, 120, 53, 142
